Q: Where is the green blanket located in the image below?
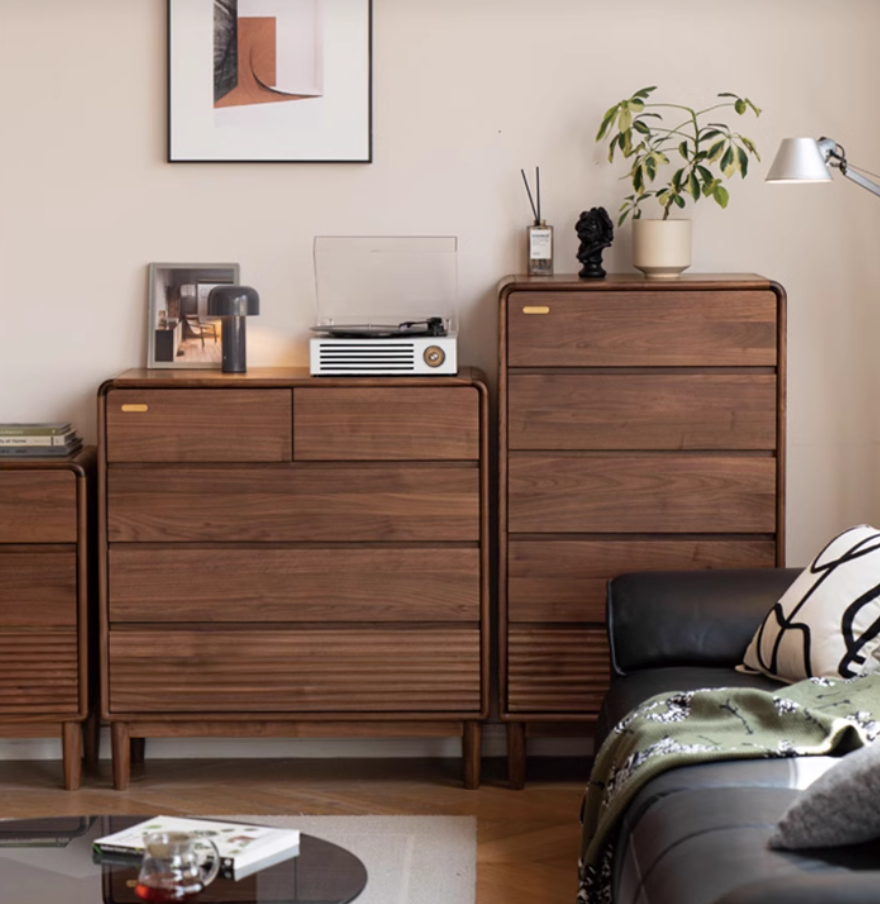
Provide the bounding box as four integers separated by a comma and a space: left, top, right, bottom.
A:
578, 674, 880, 904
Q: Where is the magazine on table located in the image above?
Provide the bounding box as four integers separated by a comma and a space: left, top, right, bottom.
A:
93, 816, 300, 880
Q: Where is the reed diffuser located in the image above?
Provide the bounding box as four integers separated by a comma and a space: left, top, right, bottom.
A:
521, 167, 553, 276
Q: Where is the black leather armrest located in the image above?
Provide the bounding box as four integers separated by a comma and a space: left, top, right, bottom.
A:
714, 874, 880, 904
607, 568, 801, 676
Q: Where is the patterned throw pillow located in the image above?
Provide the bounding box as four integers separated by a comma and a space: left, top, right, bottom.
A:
770, 740, 880, 849
740, 525, 880, 682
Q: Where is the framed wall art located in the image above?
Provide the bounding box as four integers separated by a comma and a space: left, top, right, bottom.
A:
146, 263, 240, 368
168, 0, 372, 163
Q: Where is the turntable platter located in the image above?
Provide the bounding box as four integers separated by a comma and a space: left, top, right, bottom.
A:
309, 324, 407, 338
310, 317, 448, 339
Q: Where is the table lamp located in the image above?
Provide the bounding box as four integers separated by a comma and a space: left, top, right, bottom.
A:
207, 285, 260, 373
766, 137, 880, 198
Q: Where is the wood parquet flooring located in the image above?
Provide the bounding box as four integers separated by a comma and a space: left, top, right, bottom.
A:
0, 756, 589, 904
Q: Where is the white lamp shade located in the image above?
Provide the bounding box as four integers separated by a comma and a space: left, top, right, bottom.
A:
766, 138, 833, 183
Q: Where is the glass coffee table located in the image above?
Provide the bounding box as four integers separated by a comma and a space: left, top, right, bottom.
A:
0, 816, 367, 904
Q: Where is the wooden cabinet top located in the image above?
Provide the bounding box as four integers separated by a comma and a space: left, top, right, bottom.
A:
499, 273, 784, 295
0, 446, 95, 477
100, 366, 486, 392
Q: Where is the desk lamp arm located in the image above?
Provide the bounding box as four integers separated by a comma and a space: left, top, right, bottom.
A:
819, 136, 880, 199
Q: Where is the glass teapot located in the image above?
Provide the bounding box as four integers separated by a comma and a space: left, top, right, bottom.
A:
135, 830, 221, 902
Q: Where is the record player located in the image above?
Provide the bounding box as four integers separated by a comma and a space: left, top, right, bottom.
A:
310, 236, 459, 376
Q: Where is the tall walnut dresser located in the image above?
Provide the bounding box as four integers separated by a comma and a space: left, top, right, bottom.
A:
0, 448, 96, 789
499, 274, 786, 787
98, 368, 489, 789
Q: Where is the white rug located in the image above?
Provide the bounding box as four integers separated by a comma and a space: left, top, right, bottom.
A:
226, 815, 476, 904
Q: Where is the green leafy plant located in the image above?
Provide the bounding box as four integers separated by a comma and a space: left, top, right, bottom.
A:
596, 87, 761, 225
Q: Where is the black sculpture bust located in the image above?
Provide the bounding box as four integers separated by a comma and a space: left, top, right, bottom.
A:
575, 207, 614, 279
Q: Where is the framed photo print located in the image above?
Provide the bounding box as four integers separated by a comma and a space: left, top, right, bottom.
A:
147, 263, 240, 369
168, 0, 372, 163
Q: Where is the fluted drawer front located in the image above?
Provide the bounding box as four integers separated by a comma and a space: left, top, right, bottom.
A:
108, 467, 479, 542
0, 472, 77, 543
294, 387, 480, 460
508, 373, 777, 451
105, 389, 292, 462
507, 627, 609, 714
109, 630, 482, 713
507, 290, 778, 367
0, 551, 77, 626
0, 631, 79, 714
508, 538, 778, 623
508, 455, 777, 534
110, 547, 481, 623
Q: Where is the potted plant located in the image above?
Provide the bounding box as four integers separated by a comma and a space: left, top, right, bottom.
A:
596, 87, 761, 277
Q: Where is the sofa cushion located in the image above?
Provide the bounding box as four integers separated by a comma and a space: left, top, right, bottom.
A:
593, 666, 782, 751
613, 765, 880, 904
741, 525, 880, 682
714, 875, 880, 904
770, 739, 880, 850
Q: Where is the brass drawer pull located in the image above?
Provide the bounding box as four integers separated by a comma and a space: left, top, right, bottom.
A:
522, 305, 550, 314
121, 404, 149, 413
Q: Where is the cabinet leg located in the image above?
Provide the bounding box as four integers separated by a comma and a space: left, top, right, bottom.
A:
111, 722, 131, 790
507, 721, 526, 790
131, 737, 146, 766
462, 721, 482, 790
83, 711, 100, 765
61, 722, 82, 791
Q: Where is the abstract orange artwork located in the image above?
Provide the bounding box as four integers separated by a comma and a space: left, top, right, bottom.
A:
169, 0, 371, 162
215, 17, 313, 108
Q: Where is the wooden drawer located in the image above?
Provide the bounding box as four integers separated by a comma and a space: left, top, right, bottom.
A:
108, 629, 482, 714
107, 467, 479, 542
508, 538, 778, 623
0, 630, 79, 714
506, 291, 778, 367
508, 455, 777, 534
294, 387, 480, 460
0, 551, 77, 626
0, 471, 77, 543
508, 373, 777, 451
105, 389, 292, 462
110, 547, 481, 623
507, 627, 609, 715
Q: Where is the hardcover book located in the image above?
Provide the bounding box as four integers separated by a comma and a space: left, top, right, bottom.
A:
0, 441, 82, 457
93, 816, 300, 880
0, 423, 72, 436
0, 431, 77, 447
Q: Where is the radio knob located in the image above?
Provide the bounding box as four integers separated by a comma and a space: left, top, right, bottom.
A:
424, 346, 445, 368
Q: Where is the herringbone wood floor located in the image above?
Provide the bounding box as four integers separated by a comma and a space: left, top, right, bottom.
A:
0, 756, 588, 904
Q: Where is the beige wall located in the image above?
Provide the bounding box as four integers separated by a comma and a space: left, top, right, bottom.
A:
2, 0, 880, 569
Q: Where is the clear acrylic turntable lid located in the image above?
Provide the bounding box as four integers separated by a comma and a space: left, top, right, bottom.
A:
312, 236, 459, 334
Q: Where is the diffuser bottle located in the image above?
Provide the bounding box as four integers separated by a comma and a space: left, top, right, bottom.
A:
527, 221, 553, 276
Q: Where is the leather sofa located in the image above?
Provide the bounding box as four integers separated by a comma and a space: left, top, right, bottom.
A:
595, 568, 880, 904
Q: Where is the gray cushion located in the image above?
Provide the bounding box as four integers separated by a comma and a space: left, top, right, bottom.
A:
770, 740, 880, 849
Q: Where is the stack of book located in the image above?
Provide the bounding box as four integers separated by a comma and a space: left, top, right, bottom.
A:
0, 423, 83, 458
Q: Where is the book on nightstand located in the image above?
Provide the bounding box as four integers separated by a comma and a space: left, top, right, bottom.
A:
0, 441, 82, 457
93, 816, 301, 880
0, 422, 72, 436
0, 423, 81, 456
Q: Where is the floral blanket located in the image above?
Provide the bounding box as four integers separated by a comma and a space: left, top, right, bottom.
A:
578, 674, 880, 904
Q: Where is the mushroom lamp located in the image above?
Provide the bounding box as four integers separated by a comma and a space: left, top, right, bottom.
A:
207, 285, 260, 373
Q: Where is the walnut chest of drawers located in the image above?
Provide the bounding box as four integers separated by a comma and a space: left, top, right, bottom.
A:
498, 274, 786, 787
98, 369, 489, 789
0, 448, 96, 789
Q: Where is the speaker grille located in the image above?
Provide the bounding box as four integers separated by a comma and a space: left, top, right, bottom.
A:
318, 342, 416, 371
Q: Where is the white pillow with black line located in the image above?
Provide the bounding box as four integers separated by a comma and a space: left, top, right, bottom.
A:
739, 524, 880, 683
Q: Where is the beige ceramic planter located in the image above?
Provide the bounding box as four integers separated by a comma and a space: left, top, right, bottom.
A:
632, 219, 692, 279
